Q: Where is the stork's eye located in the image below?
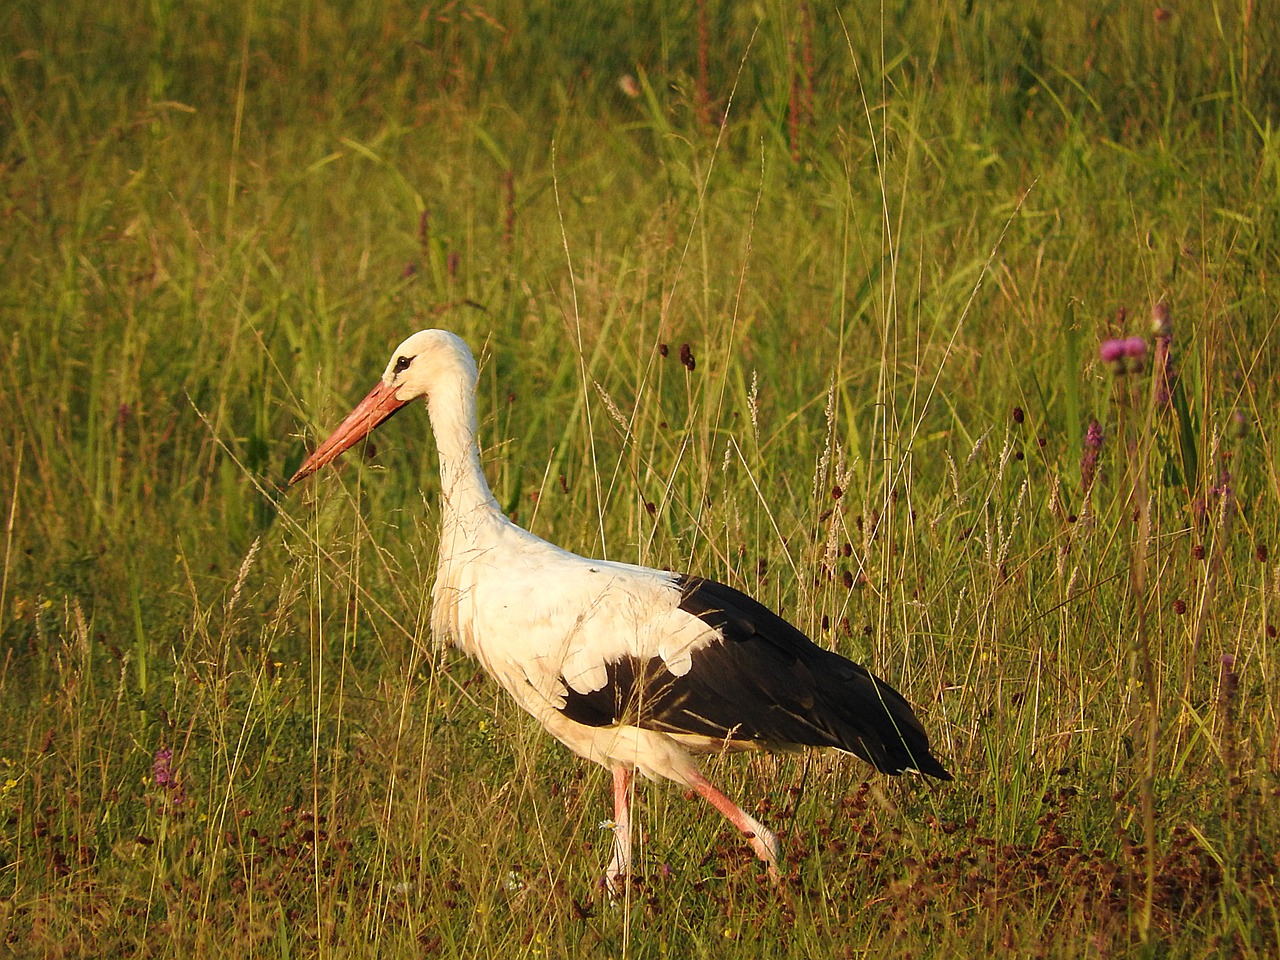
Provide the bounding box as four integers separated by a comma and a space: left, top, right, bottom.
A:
393, 355, 412, 374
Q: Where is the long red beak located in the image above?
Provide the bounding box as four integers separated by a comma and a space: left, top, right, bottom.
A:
289, 380, 411, 485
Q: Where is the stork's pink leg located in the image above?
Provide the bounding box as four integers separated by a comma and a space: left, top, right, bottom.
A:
604, 765, 634, 894
686, 770, 781, 881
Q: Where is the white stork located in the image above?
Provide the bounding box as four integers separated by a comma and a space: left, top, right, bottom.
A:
290, 329, 950, 890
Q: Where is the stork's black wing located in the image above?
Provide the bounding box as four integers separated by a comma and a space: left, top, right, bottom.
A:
557, 576, 951, 780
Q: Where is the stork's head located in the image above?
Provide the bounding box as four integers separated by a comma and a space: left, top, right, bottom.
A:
289, 329, 479, 485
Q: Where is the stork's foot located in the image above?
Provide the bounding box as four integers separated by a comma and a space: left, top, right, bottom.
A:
603, 840, 631, 898
687, 770, 784, 885
743, 825, 782, 884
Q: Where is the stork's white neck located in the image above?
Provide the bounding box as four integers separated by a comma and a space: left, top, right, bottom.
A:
426, 375, 502, 530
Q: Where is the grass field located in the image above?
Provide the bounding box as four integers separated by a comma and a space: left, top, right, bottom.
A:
3, 1, 1279, 956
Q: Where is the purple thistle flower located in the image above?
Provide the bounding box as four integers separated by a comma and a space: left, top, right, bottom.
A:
1100, 337, 1148, 374
1099, 339, 1126, 364
152, 747, 173, 788
1123, 337, 1147, 359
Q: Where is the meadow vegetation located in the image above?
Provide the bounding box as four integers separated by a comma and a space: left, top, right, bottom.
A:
2, 1, 1279, 956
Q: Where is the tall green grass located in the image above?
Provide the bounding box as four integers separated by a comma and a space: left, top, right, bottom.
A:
2, 1, 1278, 956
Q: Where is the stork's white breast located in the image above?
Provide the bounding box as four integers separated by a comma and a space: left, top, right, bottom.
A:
433, 519, 722, 711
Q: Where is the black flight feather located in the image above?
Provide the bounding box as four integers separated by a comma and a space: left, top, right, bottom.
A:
557, 575, 951, 780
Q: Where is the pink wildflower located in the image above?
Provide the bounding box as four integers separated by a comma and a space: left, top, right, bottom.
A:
152, 747, 174, 787
1100, 337, 1148, 373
